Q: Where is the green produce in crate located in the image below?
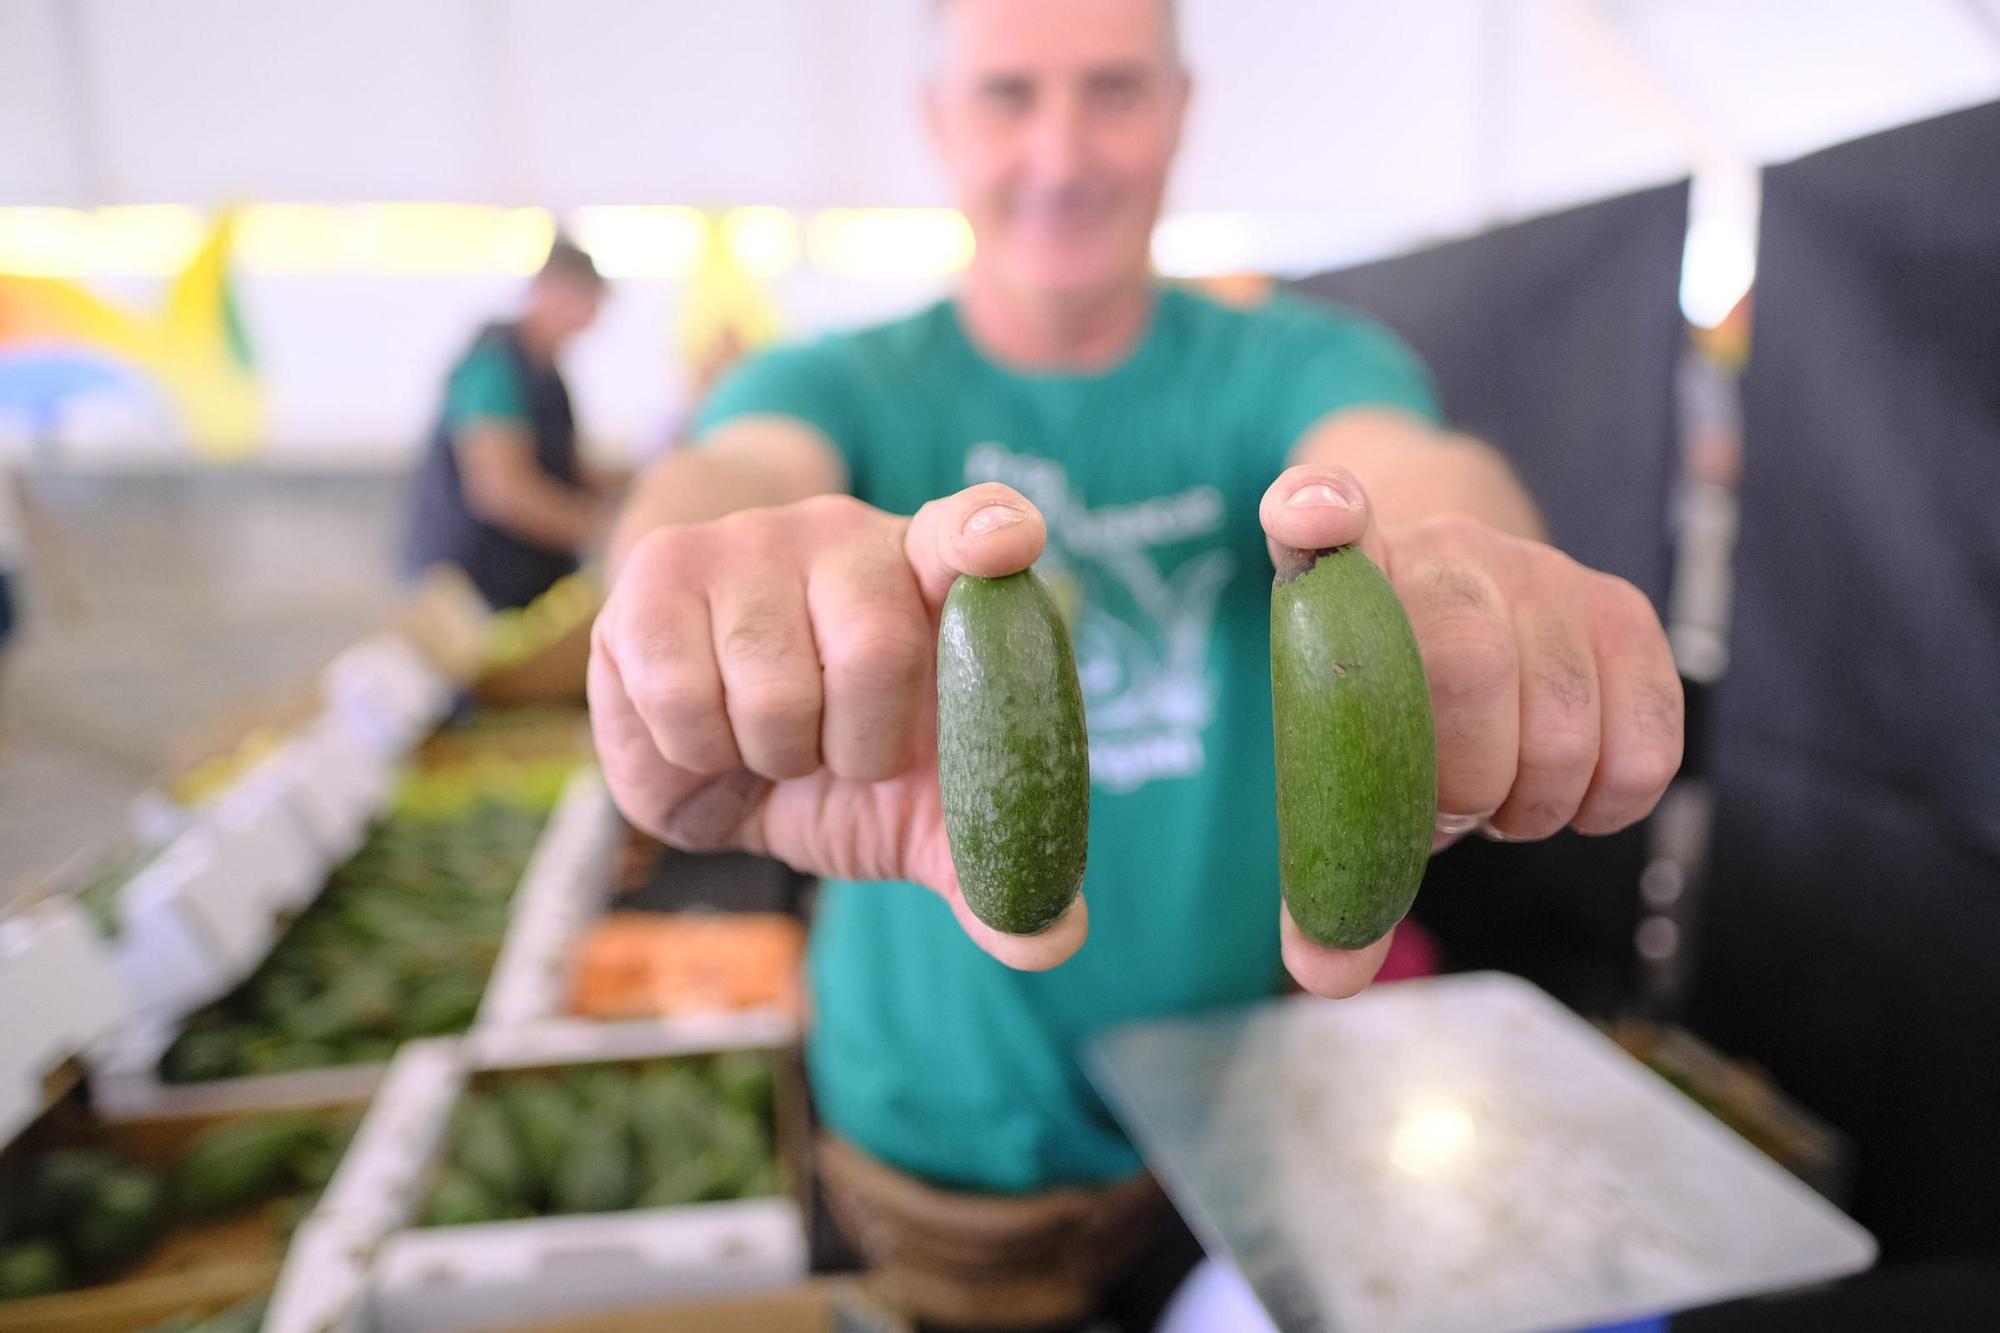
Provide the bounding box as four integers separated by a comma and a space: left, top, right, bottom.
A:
0, 1240, 68, 1300
1270, 544, 1437, 949
709, 1050, 776, 1119
699, 1106, 773, 1201
275, 966, 399, 1045
15, 1148, 119, 1232
419, 1056, 781, 1225
632, 1064, 716, 1166
423, 1168, 507, 1228
175, 1114, 330, 1216
66, 1167, 166, 1273
499, 1080, 578, 1198
551, 1117, 633, 1216
403, 972, 488, 1036
564, 1065, 636, 1138
158, 796, 551, 1082
452, 1096, 531, 1203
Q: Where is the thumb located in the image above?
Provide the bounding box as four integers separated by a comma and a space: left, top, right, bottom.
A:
903, 482, 1048, 610
1260, 465, 1379, 571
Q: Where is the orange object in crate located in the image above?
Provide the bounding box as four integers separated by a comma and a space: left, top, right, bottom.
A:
568, 913, 805, 1022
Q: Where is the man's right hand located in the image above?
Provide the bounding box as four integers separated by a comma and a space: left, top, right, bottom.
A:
588, 483, 1088, 970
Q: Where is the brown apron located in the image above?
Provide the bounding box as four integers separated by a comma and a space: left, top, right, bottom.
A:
816, 1132, 1173, 1329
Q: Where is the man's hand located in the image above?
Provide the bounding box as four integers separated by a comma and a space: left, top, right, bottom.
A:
588, 484, 1089, 972
1259, 464, 1685, 999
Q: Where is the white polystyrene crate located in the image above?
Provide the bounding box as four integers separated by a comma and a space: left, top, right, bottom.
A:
301, 1023, 806, 1331
366, 1197, 806, 1333
311, 713, 394, 830
275, 731, 368, 861
316, 1039, 467, 1238
325, 633, 450, 762
170, 825, 279, 984
89, 1056, 393, 1122
474, 767, 621, 1030
462, 1012, 800, 1072
107, 831, 238, 1021
206, 770, 327, 915
376, 631, 456, 731
0, 899, 131, 1147
264, 1211, 376, 1333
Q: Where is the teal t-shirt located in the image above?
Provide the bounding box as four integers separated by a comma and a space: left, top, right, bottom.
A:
698, 286, 1439, 1193
443, 338, 531, 431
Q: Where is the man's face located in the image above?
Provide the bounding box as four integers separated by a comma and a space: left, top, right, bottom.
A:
927, 0, 1189, 303
538, 275, 605, 345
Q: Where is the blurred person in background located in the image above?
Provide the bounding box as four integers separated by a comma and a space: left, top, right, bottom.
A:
589, 0, 1684, 1327
0, 442, 24, 726
404, 236, 619, 610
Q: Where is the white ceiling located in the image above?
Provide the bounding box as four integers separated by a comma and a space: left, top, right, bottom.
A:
2, 0, 1997, 256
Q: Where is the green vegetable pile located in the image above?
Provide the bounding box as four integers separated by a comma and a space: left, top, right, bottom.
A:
160, 798, 548, 1083
421, 1052, 782, 1227
0, 1112, 346, 1304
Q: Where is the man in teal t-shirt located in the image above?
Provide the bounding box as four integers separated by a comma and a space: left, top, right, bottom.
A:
590, 0, 1682, 1324
693, 290, 1439, 1193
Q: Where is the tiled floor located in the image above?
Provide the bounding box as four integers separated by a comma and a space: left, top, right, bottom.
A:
0, 469, 407, 903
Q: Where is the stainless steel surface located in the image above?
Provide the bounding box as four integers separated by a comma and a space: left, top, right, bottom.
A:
1089, 972, 1875, 1333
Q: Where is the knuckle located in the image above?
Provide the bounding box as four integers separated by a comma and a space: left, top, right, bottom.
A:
1518, 723, 1598, 780
1424, 621, 1515, 711
632, 523, 705, 574
1411, 556, 1501, 620
1597, 742, 1681, 807
795, 491, 873, 529
626, 660, 718, 734
731, 674, 822, 731
1527, 623, 1596, 716
720, 599, 805, 667
825, 615, 930, 692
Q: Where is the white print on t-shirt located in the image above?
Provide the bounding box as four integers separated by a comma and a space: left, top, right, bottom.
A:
964, 443, 1236, 793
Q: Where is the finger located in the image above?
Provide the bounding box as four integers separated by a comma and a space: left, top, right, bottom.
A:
1260, 465, 1376, 570
1279, 906, 1396, 999
1396, 557, 1520, 819
601, 580, 741, 776
951, 893, 1090, 972
900, 791, 1088, 971
1484, 600, 1601, 840
1573, 578, 1685, 834
811, 530, 933, 781
902, 482, 1048, 609
588, 641, 766, 851
710, 554, 826, 780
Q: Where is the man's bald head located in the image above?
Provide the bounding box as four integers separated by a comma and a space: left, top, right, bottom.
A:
929, 0, 1182, 72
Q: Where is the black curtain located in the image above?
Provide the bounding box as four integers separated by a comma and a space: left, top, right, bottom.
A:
1688, 99, 2000, 1263
1290, 182, 1690, 1016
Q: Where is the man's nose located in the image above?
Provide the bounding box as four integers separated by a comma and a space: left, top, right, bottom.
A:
1021, 92, 1090, 183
